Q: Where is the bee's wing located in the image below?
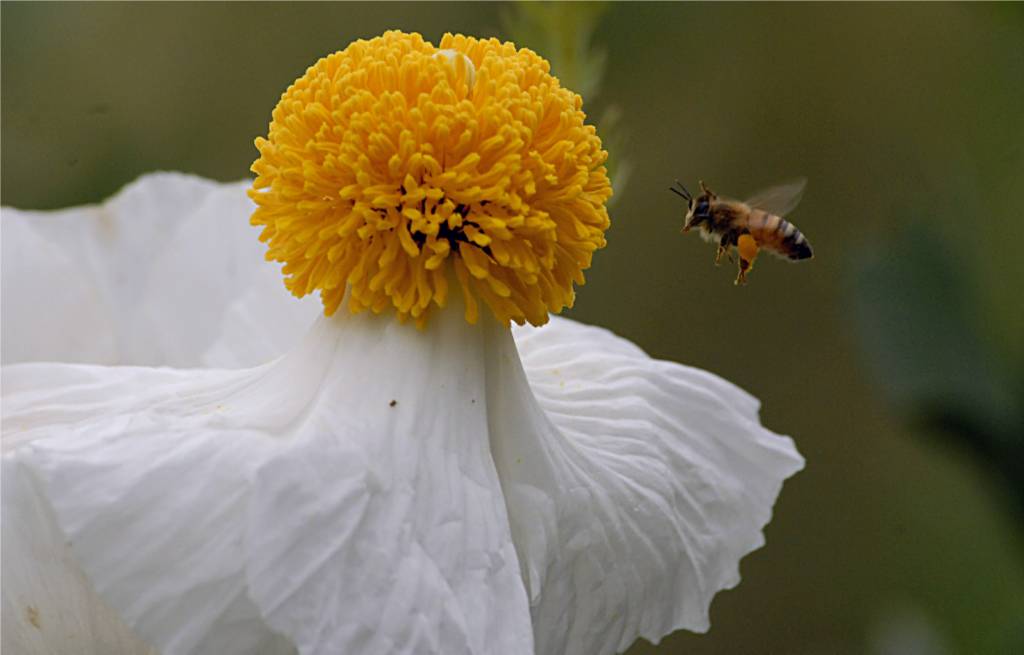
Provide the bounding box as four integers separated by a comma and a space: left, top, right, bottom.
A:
744, 178, 807, 217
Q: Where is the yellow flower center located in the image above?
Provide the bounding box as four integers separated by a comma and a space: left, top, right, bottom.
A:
250, 31, 611, 327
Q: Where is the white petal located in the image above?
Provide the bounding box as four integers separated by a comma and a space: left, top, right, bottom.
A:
246, 313, 532, 654
1, 457, 156, 655
199, 282, 318, 369
137, 180, 315, 368
5, 363, 293, 655
490, 316, 804, 655
1, 214, 117, 364
4, 305, 534, 655
1, 172, 308, 368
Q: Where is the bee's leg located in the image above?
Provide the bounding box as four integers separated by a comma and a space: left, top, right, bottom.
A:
715, 235, 734, 265
735, 259, 751, 285
735, 234, 759, 286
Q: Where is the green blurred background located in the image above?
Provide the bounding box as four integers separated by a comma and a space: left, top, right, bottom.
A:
3, 3, 1023, 654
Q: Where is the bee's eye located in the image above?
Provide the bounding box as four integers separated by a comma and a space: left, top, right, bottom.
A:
697, 199, 709, 215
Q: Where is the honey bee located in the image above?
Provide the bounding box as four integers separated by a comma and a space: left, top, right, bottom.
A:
670, 179, 813, 284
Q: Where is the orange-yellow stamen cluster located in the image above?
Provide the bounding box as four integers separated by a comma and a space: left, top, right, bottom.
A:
250, 31, 611, 326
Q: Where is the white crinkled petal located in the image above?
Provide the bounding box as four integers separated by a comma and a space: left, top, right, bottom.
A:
1, 172, 303, 368
1, 457, 157, 655
3, 307, 534, 655
0, 215, 117, 364
4, 363, 295, 655
244, 315, 532, 655
488, 316, 804, 655
200, 282, 319, 369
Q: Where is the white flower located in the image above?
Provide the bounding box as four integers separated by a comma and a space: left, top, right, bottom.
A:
1, 31, 803, 655
2, 172, 802, 655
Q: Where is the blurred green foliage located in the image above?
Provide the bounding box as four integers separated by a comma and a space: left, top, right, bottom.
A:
3, 3, 1024, 654
501, 1, 610, 100
501, 2, 632, 205
850, 224, 1024, 521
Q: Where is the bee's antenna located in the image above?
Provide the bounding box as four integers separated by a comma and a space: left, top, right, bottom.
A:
670, 180, 692, 201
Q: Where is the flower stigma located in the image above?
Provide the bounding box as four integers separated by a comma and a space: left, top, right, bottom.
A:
250, 31, 612, 327
432, 49, 477, 89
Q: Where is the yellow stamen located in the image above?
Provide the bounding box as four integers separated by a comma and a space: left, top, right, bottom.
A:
250, 31, 611, 327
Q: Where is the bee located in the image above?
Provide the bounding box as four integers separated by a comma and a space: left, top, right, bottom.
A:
670, 179, 813, 284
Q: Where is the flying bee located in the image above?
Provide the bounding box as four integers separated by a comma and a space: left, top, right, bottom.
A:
670, 178, 813, 285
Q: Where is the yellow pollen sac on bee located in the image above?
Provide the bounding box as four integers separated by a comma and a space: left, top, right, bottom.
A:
735, 233, 759, 285
738, 233, 759, 264
249, 30, 612, 327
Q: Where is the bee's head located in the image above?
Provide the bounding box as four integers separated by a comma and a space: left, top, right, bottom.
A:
671, 180, 715, 232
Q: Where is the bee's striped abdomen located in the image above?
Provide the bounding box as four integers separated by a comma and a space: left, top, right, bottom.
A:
747, 209, 813, 260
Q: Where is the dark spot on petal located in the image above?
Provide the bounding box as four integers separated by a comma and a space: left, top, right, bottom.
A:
26, 605, 41, 629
